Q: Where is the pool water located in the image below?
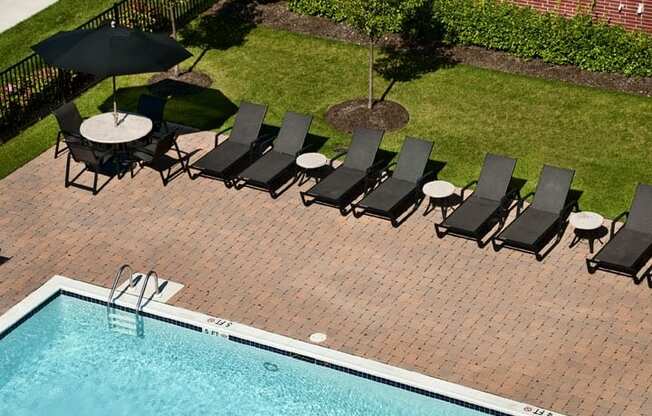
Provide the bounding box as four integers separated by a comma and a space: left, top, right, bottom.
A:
0, 296, 486, 416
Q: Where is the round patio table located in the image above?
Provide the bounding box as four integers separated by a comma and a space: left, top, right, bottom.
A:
422, 180, 457, 219
296, 152, 328, 185
569, 211, 605, 253
80, 112, 153, 144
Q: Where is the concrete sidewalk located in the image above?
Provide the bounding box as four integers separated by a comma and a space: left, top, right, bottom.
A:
0, 0, 58, 33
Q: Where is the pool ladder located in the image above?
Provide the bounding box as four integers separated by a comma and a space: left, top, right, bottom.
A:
106, 265, 162, 337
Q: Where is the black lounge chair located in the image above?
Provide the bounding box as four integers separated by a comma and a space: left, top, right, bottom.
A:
132, 133, 190, 186
53, 101, 84, 158
190, 102, 268, 187
234, 112, 313, 198
65, 141, 116, 195
587, 184, 652, 282
352, 137, 434, 227
137, 94, 169, 139
435, 154, 518, 247
300, 127, 384, 216
492, 165, 576, 260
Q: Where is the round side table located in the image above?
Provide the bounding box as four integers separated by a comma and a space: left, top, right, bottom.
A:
422, 180, 456, 219
296, 152, 328, 185
569, 211, 605, 253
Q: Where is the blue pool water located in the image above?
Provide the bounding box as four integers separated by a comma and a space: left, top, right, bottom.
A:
0, 296, 488, 416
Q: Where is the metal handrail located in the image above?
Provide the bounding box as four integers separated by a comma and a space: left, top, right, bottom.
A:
107, 264, 136, 306
136, 270, 161, 313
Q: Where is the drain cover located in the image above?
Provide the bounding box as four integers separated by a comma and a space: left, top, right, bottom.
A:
263, 362, 279, 372
309, 332, 327, 343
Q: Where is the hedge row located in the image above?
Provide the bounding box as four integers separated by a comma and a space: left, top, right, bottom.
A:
287, 0, 652, 77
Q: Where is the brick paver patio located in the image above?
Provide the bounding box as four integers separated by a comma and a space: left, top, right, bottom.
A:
0, 131, 650, 416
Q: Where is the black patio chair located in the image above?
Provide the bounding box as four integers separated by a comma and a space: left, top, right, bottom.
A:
137, 94, 168, 139
300, 127, 384, 216
131, 132, 190, 186
234, 112, 313, 198
53, 101, 83, 158
587, 184, 652, 282
352, 137, 434, 227
492, 165, 576, 260
65, 141, 116, 195
190, 102, 268, 187
435, 154, 518, 247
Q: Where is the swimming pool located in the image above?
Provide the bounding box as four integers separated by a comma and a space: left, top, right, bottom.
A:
0, 276, 558, 416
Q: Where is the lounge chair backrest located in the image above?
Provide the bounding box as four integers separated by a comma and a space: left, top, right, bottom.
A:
392, 137, 433, 183
474, 154, 517, 201
625, 183, 652, 234
531, 165, 575, 214
343, 128, 384, 171
53, 101, 82, 135
67, 142, 100, 166
273, 112, 313, 155
229, 102, 267, 145
137, 94, 166, 126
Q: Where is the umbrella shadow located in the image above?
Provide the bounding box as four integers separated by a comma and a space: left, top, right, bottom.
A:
98, 81, 238, 131
180, 0, 260, 71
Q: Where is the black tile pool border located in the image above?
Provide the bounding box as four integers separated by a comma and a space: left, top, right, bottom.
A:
229, 336, 513, 416
1, 290, 515, 416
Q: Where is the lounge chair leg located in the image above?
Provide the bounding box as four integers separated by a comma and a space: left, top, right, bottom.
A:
491, 238, 503, 252
352, 205, 364, 219
586, 258, 598, 274
339, 206, 349, 216
92, 172, 99, 195
391, 218, 400, 228
65, 153, 72, 187
299, 191, 313, 207
434, 223, 447, 239
54, 133, 64, 159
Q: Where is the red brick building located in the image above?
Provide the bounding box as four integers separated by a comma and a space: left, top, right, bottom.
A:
510, 0, 651, 33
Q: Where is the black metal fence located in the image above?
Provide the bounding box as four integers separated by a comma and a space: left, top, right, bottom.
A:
0, 0, 213, 143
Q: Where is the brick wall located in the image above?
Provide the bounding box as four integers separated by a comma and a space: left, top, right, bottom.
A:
509, 0, 651, 33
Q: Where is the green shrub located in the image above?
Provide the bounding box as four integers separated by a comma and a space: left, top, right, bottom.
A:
288, 0, 652, 77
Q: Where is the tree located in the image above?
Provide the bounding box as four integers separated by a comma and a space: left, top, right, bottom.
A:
338, 0, 405, 109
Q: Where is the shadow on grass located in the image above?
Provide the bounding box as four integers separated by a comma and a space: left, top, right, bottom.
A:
98, 81, 238, 131
180, 0, 261, 71
375, 45, 457, 102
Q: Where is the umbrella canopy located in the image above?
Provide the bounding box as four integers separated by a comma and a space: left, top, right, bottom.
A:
32, 23, 192, 125
32, 24, 192, 77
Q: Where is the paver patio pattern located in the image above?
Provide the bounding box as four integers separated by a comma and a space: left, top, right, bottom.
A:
0, 131, 650, 416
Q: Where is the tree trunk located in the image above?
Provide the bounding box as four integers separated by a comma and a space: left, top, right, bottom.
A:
170, 3, 180, 78
368, 39, 374, 110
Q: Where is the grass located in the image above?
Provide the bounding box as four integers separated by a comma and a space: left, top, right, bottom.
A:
1, 26, 651, 217
0, 0, 116, 67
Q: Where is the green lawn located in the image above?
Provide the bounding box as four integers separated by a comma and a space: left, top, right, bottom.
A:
0, 0, 115, 67
1, 26, 651, 217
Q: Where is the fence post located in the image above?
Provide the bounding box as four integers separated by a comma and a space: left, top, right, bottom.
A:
113, 2, 120, 26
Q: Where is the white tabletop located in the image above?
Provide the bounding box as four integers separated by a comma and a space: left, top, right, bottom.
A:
570, 211, 604, 230
423, 180, 455, 199
296, 152, 328, 170
80, 112, 153, 144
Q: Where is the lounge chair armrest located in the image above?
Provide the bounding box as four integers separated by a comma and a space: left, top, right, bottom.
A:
329, 150, 348, 168
461, 180, 478, 200
610, 211, 629, 239
214, 126, 234, 147
561, 199, 579, 219
366, 159, 388, 177
255, 135, 276, 153
379, 161, 398, 180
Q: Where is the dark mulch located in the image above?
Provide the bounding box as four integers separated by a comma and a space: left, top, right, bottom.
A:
326, 99, 409, 134
221, 0, 651, 97
147, 70, 213, 96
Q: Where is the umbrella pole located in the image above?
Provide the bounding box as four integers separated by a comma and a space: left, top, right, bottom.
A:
112, 75, 117, 126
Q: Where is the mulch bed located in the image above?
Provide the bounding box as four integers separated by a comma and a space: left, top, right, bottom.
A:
214, 0, 651, 97
147, 70, 213, 96
325, 99, 409, 133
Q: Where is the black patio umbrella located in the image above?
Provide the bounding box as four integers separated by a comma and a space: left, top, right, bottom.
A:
32, 22, 192, 124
